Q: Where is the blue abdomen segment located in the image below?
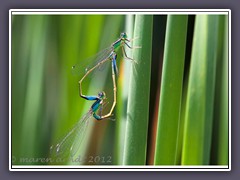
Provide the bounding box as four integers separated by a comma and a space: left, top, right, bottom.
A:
82, 95, 98, 101
112, 55, 118, 75
91, 99, 101, 112
91, 99, 102, 120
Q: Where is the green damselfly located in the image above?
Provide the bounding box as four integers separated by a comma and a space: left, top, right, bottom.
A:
50, 91, 111, 157
72, 33, 138, 118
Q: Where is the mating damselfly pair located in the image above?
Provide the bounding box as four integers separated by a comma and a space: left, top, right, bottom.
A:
50, 32, 139, 158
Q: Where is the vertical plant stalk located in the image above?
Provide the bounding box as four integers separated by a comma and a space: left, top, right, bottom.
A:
211, 15, 229, 165
123, 15, 153, 165
182, 15, 220, 165
154, 15, 188, 165
115, 15, 135, 165
20, 16, 48, 161
217, 15, 229, 165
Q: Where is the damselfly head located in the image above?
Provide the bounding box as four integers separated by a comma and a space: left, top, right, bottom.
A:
98, 91, 106, 99
120, 32, 127, 39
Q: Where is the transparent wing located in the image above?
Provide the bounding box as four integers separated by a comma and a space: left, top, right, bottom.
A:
71, 46, 113, 77
50, 111, 92, 158
69, 114, 91, 156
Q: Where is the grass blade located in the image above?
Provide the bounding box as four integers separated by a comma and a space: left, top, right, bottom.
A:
115, 15, 135, 165
182, 15, 220, 165
154, 15, 188, 165
216, 15, 229, 165
210, 15, 229, 165
123, 15, 153, 165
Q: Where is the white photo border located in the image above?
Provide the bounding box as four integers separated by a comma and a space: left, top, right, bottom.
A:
9, 9, 231, 171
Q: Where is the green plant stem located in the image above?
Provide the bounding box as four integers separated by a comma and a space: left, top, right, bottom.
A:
182, 15, 220, 165
210, 15, 229, 165
154, 15, 188, 165
115, 15, 135, 165
217, 15, 228, 165
123, 15, 153, 165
